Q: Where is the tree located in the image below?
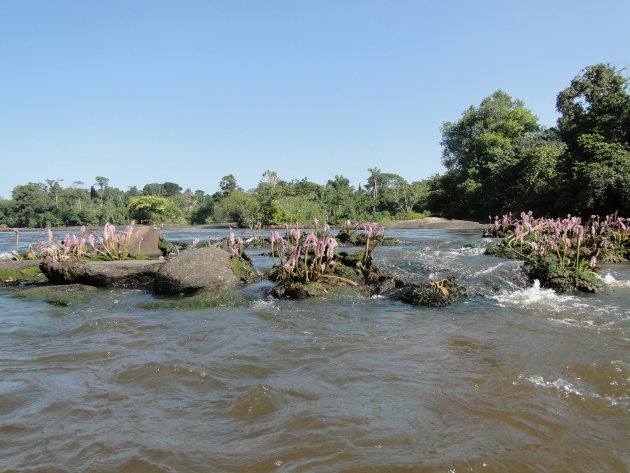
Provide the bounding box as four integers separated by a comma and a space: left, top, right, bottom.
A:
94, 176, 109, 190
211, 190, 258, 227
163, 182, 182, 197
557, 64, 630, 151
128, 196, 184, 224
556, 64, 630, 215
219, 175, 241, 196
438, 90, 546, 218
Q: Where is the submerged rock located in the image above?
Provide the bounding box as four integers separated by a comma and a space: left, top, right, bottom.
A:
140, 289, 250, 309
13, 284, 98, 306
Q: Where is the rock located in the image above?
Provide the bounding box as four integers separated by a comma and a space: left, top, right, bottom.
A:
40, 258, 164, 288
154, 247, 241, 295
0, 260, 47, 286
369, 271, 469, 307
128, 225, 162, 257
39, 257, 85, 285
77, 260, 164, 287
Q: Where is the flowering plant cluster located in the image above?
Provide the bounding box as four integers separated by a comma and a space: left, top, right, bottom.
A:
38, 222, 140, 263
266, 219, 387, 285
486, 212, 629, 270
267, 220, 339, 283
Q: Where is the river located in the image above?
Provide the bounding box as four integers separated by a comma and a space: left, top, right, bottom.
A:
1, 228, 628, 473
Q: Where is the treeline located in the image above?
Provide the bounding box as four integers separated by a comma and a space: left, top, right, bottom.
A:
0, 171, 429, 228
0, 63, 628, 228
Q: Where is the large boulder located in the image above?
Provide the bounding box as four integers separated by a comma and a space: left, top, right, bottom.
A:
154, 247, 241, 295
40, 258, 164, 288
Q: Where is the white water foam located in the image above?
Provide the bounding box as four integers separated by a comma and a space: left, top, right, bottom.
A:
522, 374, 629, 408
598, 273, 630, 288
526, 375, 585, 397
491, 280, 589, 314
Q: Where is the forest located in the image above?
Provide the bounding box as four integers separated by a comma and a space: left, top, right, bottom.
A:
1, 63, 628, 229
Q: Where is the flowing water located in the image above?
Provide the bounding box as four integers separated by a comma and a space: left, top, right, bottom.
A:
1, 229, 629, 473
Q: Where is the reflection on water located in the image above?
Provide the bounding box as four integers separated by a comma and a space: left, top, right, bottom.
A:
1, 229, 629, 472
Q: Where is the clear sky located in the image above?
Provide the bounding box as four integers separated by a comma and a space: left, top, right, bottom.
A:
1, 0, 629, 198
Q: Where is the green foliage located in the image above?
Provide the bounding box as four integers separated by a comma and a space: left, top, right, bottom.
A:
211, 190, 258, 227
556, 64, 630, 216
128, 196, 184, 224
437, 90, 555, 218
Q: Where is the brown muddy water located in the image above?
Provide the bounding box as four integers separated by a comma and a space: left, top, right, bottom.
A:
1, 229, 629, 473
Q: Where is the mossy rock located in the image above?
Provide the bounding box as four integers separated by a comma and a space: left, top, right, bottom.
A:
525, 255, 606, 293
0, 265, 47, 286
13, 284, 98, 306
232, 253, 259, 284
140, 289, 250, 309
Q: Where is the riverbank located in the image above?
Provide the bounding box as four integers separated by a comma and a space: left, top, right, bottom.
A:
1, 218, 485, 233
384, 217, 485, 229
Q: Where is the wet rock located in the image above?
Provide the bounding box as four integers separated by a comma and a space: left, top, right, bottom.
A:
154, 247, 241, 295
40, 258, 163, 288
13, 284, 98, 306
369, 269, 470, 307
0, 260, 46, 286
270, 282, 317, 299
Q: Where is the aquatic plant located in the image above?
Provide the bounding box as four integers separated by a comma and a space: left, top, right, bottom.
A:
39, 222, 139, 262
485, 212, 628, 292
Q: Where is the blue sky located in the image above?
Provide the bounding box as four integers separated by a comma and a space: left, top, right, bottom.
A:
1, 0, 628, 198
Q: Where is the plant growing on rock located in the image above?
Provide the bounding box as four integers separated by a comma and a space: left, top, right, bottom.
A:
485, 212, 629, 292
38, 222, 140, 262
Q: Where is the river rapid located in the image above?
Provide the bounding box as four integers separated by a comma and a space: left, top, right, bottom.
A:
1, 228, 629, 473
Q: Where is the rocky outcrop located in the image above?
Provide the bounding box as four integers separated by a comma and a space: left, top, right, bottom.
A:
40, 258, 164, 288
154, 247, 241, 295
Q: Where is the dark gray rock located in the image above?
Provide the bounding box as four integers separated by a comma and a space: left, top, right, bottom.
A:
40, 258, 164, 288
154, 247, 240, 295
77, 260, 164, 287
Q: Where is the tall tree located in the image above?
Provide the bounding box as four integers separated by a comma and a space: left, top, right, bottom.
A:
438, 90, 552, 218
556, 64, 630, 215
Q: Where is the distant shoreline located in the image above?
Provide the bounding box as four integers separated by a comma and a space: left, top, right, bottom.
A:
1, 218, 485, 233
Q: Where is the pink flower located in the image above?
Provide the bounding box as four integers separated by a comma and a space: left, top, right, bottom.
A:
303, 233, 319, 248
